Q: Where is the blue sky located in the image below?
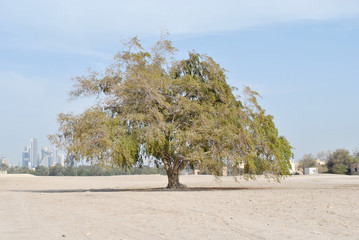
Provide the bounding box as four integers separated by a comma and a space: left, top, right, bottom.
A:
1, 0, 359, 165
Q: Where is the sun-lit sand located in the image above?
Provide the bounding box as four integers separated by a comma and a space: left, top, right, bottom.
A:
1, 174, 359, 239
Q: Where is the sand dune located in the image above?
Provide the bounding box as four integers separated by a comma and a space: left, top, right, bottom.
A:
1, 174, 359, 239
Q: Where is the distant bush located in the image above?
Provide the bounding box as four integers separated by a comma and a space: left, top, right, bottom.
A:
7, 164, 166, 176
332, 163, 348, 175
34, 166, 50, 176
326, 149, 358, 175
300, 148, 359, 175
298, 154, 317, 169
6, 166, 32, 174
49, 164, 65, 176
317, 165, 328, 173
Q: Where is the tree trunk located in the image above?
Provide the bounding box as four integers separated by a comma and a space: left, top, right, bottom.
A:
166, 168, 186, 189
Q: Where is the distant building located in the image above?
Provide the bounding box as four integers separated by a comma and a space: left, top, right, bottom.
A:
289, 160, 296, 174
350, 163, 359, 175
22, 146, 31, 168
30, 138, 39, 168
304, 167, 318, 175
315, 159, 326, 166
39, 147, 52, 167
0, 157, 9, 166
53, 147, 58, 165
49, 156, 56, 167
23, 138, 66, 168
58, 154, 65, 166
222, 166, 228, 176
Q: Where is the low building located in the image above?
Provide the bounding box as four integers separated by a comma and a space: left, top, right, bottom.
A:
289, 160, 296, 174
222, 167, 228, 176
304, 167, 318, 175
315, 159, 326, 166
350, 163, 359, 175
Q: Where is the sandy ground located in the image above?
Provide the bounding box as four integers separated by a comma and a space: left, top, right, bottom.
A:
1, 174, 359, 240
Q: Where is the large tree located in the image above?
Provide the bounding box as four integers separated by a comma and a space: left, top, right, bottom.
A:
327, 149, 357, 174
50, 37, 293, 188
298, 153, 317, 169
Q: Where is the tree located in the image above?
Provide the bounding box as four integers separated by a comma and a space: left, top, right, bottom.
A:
64, 166, 77, 176
0, 163, 9, 171
7, 166, 32, 174
332, 164, 348, 175
298, 154, 317, 169
50, 36, 293, 188
49, 164, 65, 176
353, 149, 359, 163
316, 150, 331, 163
327, 149, 354, 174
35, 166, 50, 176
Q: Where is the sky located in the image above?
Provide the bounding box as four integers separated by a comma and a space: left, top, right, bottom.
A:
1, 0, 359, 165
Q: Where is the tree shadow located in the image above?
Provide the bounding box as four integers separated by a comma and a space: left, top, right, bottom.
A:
13, 186, 257, 193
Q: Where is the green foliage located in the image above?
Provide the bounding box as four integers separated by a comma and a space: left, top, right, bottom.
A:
332, 163, 348, 175
6, 165, 165, 176
50, 36, 293, 188
0, 163, 9, 170
353, 149, 359, 163
50, 164, 65, 176
327, 149, 354, 175
64, 166, 77, 176
7, 166, 32, 174
35, 166, 50, 176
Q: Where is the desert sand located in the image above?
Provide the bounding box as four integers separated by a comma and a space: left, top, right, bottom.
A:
0, 174, 359, 240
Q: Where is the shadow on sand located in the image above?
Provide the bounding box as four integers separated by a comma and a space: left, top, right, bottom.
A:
13, 186, 255, 193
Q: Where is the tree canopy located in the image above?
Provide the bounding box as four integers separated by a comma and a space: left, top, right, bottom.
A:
298, 154, 317, 169
327, 149, 358, 174
50, 37, 293, 188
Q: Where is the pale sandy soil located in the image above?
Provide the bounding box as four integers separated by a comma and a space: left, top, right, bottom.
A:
1, 174, 359, 240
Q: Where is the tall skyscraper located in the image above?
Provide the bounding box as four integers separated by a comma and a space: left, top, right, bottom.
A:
53, 147, 58, 165
58, 153, 65, 166
22, 146, 31, 168
40, 147, 52, 167
30, 138, 38, 168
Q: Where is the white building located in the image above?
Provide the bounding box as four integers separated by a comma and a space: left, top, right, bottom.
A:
30, 138, 38, 168
289, 160, 296, 174
39, 147, 52, 167
53, 147, 58, 165
0, 157, 9, 166
22, 146, 31, 168
58, 154, 65, 166
304, 167, 318, 175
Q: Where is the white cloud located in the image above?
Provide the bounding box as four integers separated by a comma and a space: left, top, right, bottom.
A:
1, 0, 359, 40
1, 0, 359, 57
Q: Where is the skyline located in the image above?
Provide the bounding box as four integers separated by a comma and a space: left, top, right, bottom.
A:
3, 137, 65, 167
1, 1, 359, 164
